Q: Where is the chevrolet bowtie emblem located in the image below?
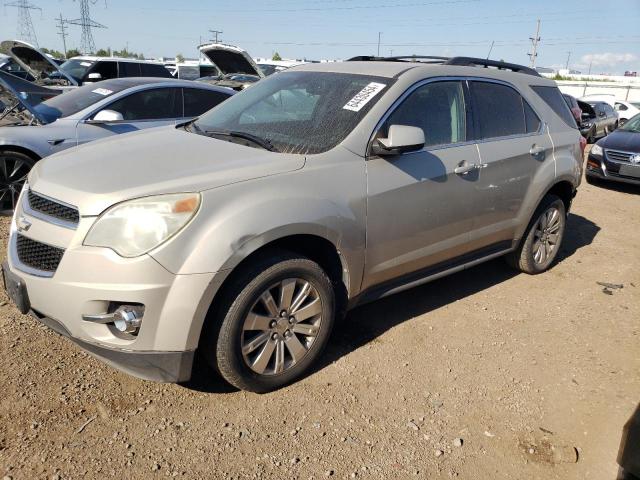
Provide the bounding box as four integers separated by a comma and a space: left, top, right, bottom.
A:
16, 215, 31, 232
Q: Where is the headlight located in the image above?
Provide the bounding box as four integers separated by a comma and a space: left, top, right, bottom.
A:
591, 144, 603, 157
84, 193, 200, 257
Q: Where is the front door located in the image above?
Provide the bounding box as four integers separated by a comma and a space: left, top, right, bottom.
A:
76, 87, 182, 146
363, 80, 484, 290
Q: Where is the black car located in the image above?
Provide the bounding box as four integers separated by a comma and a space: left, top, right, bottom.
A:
581, 100, 618, 143
586, 113, 640, 186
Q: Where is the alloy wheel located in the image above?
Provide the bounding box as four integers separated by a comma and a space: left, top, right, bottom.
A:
0, 155, 30, 213
532, 206, 562, 265
241, 278, 322, 375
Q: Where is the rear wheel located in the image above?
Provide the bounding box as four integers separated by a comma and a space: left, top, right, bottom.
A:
506, 195, 566, 274
0, 150, 35, 215
206, 252, 335, 392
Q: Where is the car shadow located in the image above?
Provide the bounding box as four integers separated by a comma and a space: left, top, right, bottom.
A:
182, 212, 600, 394
589, 179, 640, 195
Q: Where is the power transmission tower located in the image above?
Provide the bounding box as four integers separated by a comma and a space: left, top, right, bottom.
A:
209, 29, 223, 43
565, 51, 571, 71
527, 19, 541, 68
4, 0, 41, 46
66, 0, 107, 54
56, 13, 68, 57
377, 32, 382, 57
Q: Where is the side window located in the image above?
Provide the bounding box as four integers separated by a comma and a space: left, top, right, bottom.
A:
531, 85, 578, 128
104, 88, 181, 121
523, 100, 542, 132
183, 88, 230, 117
470, 81, 526, 139
89, 61, 117, 80
118, 62, 141, 77
604, 104, 614, 116
381, 81, 466, 147
615, 102, 627, 111
141, 63, 172, 78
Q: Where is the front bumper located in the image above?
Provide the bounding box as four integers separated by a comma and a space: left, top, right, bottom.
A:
586, 154, 640, 186
31, 308, 194, 382
4, 189, 221, 382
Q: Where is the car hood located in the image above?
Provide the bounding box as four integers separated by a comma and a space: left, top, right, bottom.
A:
28, 126, 305, 216
0, 39, 77, 86
599, 129, 640, 152
199, 43, 264, 78
0, 70, 61, 125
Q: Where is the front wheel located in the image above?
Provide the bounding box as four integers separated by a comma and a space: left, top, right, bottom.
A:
0, 150, 35, 215
505, 195, 566, 274
207, 252, 335, 392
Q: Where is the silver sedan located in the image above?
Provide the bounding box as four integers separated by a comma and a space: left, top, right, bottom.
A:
0, 74, 233, 212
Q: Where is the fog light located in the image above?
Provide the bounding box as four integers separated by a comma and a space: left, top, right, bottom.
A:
587, 159, 600, 171
113, 305, 144, 334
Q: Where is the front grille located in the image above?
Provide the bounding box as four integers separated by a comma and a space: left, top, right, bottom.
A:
27, 190, 79, 225
16, 234, 65, 273
605, 149, 633, 163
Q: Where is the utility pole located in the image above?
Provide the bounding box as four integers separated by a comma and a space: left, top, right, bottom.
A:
486, 40, 495, 60
4, 0, 41, 46
209, 29, 223, 43
56, 13, 68, 57
565, 51, 571, 71
377, 31, 382, 57
527, 19, 541, 68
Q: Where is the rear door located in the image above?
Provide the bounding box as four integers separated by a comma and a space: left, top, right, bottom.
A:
468, 80, 552, 249
363, 80, 484, 290
76, 87, 182, 146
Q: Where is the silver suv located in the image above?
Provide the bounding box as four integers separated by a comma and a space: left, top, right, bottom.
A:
2, 56, 583, 392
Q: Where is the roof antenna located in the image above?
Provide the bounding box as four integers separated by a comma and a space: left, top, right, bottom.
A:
486, 40, 494, 60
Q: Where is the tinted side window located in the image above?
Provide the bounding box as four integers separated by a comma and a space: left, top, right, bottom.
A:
90, 61, 117, 80
470, 81, 526, 139
604, 104, 614, 116
615, 102, 627, 111
105, 88, 181, 120
382, 81, 466, 147
119, 62, 141, 77
530, 85, 577, 128
524, 101, 542, 132
141, 63, 172, 78
183, 88, 230, 117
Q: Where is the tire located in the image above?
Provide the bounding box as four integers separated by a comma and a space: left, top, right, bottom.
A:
0, 150, 35, 214
205, 251, 335, 392
505, 195, 566, 275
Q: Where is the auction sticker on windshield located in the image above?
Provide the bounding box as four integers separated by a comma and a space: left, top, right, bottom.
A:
343, 82, 386, 112
92, 88, 113, 96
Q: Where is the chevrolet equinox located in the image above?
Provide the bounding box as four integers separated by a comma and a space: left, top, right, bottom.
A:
2, 56, 583, 392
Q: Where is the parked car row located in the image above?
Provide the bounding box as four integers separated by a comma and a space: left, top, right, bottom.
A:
562, 92, 620, 143
1, 54, 585, 392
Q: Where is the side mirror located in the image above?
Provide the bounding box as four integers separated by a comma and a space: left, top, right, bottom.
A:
371, 125, 425, 156
87, 72, 102, 81
88, 109, 124, 124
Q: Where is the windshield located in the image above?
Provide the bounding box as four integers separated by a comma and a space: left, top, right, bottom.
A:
620, 114, 640, 132
194, 71, 391, 154
59, 59, 94, 84
33, 81, 124, 123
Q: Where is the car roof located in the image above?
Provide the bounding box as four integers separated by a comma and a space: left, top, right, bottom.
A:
86, 77, 235, 92
69, 56, 165, 65
290, 60, 557, 86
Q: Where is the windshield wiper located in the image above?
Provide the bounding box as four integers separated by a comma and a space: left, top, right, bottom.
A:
201, 129, 278, 152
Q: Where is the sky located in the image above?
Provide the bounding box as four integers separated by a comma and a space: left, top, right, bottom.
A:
1, 0, 639, 74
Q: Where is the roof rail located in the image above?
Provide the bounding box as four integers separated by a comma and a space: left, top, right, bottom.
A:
346, 55, 541, 77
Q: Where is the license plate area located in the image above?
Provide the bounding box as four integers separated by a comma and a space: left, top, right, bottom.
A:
1, 262, 31, 314
619, 163, 640, 178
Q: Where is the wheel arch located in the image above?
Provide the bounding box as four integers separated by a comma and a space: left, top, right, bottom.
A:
188, 231, 351, 353
0, 144, 41, 161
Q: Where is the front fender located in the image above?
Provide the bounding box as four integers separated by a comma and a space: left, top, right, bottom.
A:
150, 152, 367, 298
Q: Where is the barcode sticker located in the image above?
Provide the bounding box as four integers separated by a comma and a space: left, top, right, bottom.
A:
343, 82, 386, 112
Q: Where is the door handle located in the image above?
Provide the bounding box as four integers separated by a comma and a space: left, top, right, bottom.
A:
530, 145, 545, 157
454, 161, 486, 175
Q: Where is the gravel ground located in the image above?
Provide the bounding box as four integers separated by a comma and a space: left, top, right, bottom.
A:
0, 165, 638, 479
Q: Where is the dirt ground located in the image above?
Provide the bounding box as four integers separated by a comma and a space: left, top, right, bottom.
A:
0, 162, 639, 479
